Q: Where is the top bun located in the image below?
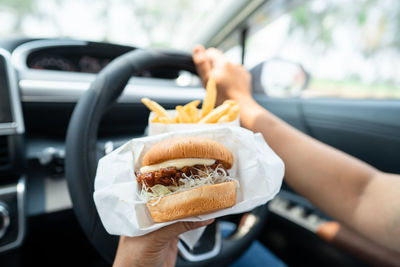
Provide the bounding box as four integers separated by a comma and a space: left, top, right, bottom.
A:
142, 137, 233, 168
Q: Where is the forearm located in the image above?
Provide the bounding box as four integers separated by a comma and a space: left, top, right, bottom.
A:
238, 98, 377, 226
352, 172, 400, 250
239, 99, 400, 251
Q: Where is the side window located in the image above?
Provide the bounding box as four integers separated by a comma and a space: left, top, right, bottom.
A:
244, 0, 400, 99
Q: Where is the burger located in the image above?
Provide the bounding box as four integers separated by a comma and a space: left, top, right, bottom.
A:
135, 136, 237, 222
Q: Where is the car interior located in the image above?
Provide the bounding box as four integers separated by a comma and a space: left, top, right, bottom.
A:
0, 0, 399, 266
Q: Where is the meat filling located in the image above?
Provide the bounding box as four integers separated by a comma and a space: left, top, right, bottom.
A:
136, 161, 229, 188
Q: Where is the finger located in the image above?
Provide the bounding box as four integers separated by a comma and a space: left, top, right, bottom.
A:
192, 45, 212, 86
206, 47, 228, 69
192, 45, 211, 84
193, 44, 205, 54
158, 219, 215, 240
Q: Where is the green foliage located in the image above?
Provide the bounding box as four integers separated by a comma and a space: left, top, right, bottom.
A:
0, 0, 33, 13
291, 5, 310, 28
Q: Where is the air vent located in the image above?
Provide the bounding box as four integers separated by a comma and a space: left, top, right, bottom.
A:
0, 136, 9, 166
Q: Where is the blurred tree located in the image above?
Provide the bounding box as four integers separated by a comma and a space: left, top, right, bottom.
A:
0, 0, 32, 13
0, 0, 33, 33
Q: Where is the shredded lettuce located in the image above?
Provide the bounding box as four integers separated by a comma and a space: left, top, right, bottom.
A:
150, 184, 171, 197
139, 184, 169, 200
139, 165, 237, 204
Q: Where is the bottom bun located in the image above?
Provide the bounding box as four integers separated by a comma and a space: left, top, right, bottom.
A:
147, 181, 237, 223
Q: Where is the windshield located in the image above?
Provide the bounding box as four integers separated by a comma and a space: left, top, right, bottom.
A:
0, 0, 223, 48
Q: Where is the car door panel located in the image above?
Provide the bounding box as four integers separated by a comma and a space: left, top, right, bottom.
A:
252, 95, 309, 133
302, 99, 400, 173
254, 96, 400, 173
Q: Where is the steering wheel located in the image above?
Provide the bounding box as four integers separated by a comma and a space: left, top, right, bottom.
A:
65, 49, 269, 266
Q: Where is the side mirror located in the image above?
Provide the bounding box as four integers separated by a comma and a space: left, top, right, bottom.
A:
250, 58, 310, 97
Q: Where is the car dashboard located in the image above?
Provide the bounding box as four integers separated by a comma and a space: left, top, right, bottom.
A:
0, 38, 204, 256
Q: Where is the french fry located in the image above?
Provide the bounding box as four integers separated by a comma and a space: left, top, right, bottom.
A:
184, 105, 200, 123
151, 116, 161, 123
141, 98, 171, 119
199, 102, 231, 123
152, 115, 176, 124
184, 100, 200, 108
176, 106, 192, 123
230, 105, 240, 120
223, 100, 237, 107
158, 117, 171, 124
216, 114, 230, 123
191, 106, 200, 123
217, 114, 229, 123
175, 106, 182, 123
201, 78, 217, 118
217, 105, 240, 123
142, 85, 239, 124
198, 100, 238, 123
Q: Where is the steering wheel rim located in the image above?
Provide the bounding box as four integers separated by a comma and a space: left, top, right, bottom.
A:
65, 48, 269, 265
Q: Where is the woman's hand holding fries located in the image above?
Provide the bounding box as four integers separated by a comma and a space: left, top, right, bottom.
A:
141, 78, 240, 124
192, 45, 252, 106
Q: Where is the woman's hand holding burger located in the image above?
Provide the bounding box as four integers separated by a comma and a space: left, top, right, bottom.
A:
114, 136, 235, 267
113, 219, 214, 267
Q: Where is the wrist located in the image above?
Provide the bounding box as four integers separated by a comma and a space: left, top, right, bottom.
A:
234, 95, 261, 114
114, 237, 143, 267
228, 92, 254, 105
236, 98, 265, 128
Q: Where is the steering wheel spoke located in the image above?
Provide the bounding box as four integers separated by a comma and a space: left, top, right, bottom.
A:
178, 222, 222, 262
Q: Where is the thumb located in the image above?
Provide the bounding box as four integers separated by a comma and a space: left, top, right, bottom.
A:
192, 45, 212, 87
157, 219, 215, 240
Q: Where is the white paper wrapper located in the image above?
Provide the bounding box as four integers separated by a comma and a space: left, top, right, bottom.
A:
93, 127, 284, 249
148, 110, 240, 136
